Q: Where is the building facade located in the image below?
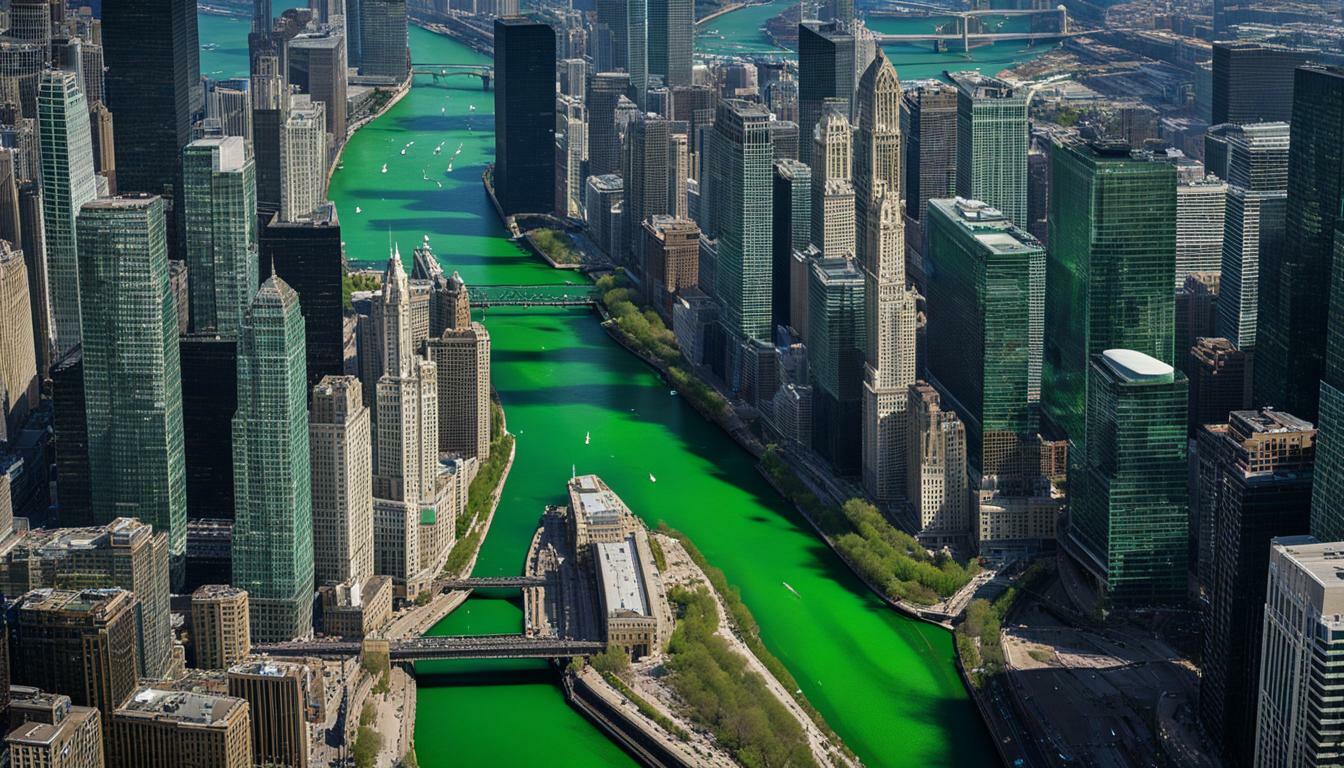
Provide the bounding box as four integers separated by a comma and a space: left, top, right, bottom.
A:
183, 136, 259, 338
494, 18, 556, 216
191, 584, 252, 671
310, 375, 375, 586
951, 72, 1027, 226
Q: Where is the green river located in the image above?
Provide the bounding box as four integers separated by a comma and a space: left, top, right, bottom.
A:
202, 6, 1053, 765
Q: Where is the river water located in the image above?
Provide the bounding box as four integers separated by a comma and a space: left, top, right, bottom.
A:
201, 8, 1051, 765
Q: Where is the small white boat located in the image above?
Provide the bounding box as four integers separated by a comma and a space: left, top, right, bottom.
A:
355, 206, 362, 213
435, 181, 442, 189
648, 473, 657, 483
446, 163, 453, 173
469, 104, 477, 112
440, 107, 446, 114
669, 390, 677, 396
783, 582, 801, 598
585, 432, 591, 445
400, 148, 407, 156
380, 163, 388, 174
422, 170, 428, 181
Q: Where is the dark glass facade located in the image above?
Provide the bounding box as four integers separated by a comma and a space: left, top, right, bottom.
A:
1043, 140, 1176, 448
258, 206, 344, 388
180, 335, 238, 521
494, 18, 556, 216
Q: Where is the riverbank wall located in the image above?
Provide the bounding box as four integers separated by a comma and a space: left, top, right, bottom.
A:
562, 668, 699, 768
328, 74, 413, 188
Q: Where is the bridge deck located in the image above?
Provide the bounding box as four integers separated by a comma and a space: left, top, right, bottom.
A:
470, 284, 600, 307
436, 576, 546, 590
255, 633, 604, 661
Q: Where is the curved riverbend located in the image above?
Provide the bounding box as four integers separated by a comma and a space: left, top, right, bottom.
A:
202, 11, 1052, 766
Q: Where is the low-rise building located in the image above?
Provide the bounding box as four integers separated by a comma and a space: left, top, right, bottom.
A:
6, 695, 103, 768
568, 474, 638, 558
227, 659, 322, 768
109, 687, 252, 768
319, 575, 393, 639
594, 530, 672, 659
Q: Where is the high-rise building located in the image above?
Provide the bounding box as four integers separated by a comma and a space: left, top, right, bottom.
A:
1254, 536, 1344, 767
648, 0, 691, 88
1043, 140, 1176, 448
50, 347, 91, 526
288, 30, 348, 141
809, 108, 854, 258
797, 21, 855, 167
1188, 337, 1250, 434
76, 196, 188, 585
279, 95, 328, 222
183, 137, 259, 338
1176, 176, 1228, 288
0, 518, 174, 679
555, 95, 586, 218
258, 204, 344, 387
1218, 122, 1289, 350
1197, 409, 1314, 766
425, 324, 492, 461
642, 216, 700, 313
102, 0, 198, 225
0, 240, 36, 443
227, 660, 314, 768
704, 100, 774, 345
110, 687, 252, 768
585, 72, 629, 178
772, 159, 810, 333
624, 0, 648, 106
623, 113, 672, 271
926, 197, 1044, 487
309, 375, 375, 586
11, 588, 141, 735
232, 276, 314, 643
190, 584, 252, 671
207, 82, 252, 141
37, 70, 97, 358
906, 382, 970, 543
808, 255, 865, 474
854, 54, 917, 502
1256, 65, 1344, 421
494, 18, 556, 216
1069, 350, 1188, 605
359, 0, 408, 82
180, 336, 239, 522
951, 72, 1027, 226
1211, 42, 1311, 126
250, 55, 286, 214
1314, 197, 1344, 539
901, 82, 957, 224
6, 697, 104, 768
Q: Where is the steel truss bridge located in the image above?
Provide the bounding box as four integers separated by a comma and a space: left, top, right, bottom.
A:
255, 634, 604, 661
470, 283, 600, 307
869, 5, 1077, 50
410, 63, 493, 87
435, 576, 546, 590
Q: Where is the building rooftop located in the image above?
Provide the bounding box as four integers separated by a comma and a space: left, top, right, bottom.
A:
193, 584, 247, 601
12, 517, 155, 557
931, 197, 1042, 254
587, 174, 623, 192
229, 659, 305, 679
570, 474, 627, 528
1100, 349, 1174, 382
948, 71, 1021, 100
596, 537, 651, 617
1228, 409, 1315, 436
187, 135, 248, 172
117, 687, 243, 727
1273, 536, 1344, 621
17, 587, 131, 616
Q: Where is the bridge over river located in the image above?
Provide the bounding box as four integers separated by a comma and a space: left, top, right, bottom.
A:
470, 283, 600, 307
410, 62, 492, 87
254, 633, 604, 662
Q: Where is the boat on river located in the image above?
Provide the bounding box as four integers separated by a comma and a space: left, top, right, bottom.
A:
380, 163, 387, 174
584, 432, 590, 445
355, 206, 362, 213
648, 473, 657, 483
446, 163, 453, 173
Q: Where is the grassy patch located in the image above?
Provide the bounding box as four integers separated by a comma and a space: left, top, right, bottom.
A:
955, 559, 1052, 687
648, 535, 668, 572
342, 271, 380, 312
1028, 648, 1053, 663
761, 446, 978, 605
530, 228, 582, 265
658, 525, 855, 764
595, 274, 727, 419
352, 725, 382, 768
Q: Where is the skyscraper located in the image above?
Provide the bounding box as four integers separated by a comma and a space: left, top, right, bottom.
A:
1069, 350, 1188, 605
76, 196, 188, 585
705, 100, 775, 345
1254, 536, 1344, 768
103, 0, 198, 216
1175, 176, 1227, 287
586, 72, 629, 178
853, 52, 900, 265
0, 240, 36, 443
907, 382, 970, 543
425, 324, 492, 461
183, 137, 259, 338
37, 69, 97, 358
494, 18, 556, 216
280, 96, 328, 222
359, 0, 408, 82
1211, 42, 1311, 126
623, 113, 672, 271
309, 375, 374, 586
772, 159, 810, 332
798, 21, 855, 167
250, 54, 286, 214
180, 336, 239, 523
258, 204, 344, 387
1043, 140, 1176, 448
1256, 65, 1344, 421
926, 197, 1044, 488
1217, 122, 1289, 351
625, 0, 648, 106
1197, 409, 1315, 767
648, 0, 691, 88
288, 30, 348, 141
810, 108, 854, 258
951, 72, 1027, 226
901, 82, 958, 224
808, 255, 865, 474
1313, 198, 1344, 540
232, 276, 314, 642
